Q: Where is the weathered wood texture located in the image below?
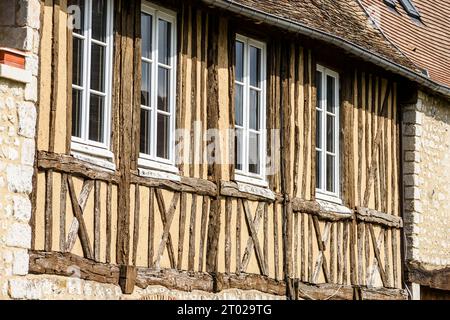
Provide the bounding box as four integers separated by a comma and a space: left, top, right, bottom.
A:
32, 0, 405, 298
29, 250, 407, 299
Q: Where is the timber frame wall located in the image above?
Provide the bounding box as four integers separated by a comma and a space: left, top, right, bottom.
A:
30, 0, 407, 300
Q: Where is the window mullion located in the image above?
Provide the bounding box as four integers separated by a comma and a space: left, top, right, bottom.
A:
151, 13, 158, 159
83, 0, 93, 142
321, 72, 327, 191
244, 40, 249, 174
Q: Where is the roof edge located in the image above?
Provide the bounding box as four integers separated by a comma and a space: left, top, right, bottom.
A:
202, 0, 450, 99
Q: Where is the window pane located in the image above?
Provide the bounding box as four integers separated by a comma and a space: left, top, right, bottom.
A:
91, 0, 107, 42
249, 46, 261, 88
72, 37, 84, 86
316, 150, 322, 189
326, 115, 335, 153
316, 110, 322, 149
235, 128, 243, 171
141, 13, 153, 59
157, 67, 169, 111
248, 132, 260, 174
69, 0, 85, 35
158, 19, 171, 65
327, 75, 335, 113
249, 89, 260, 130
316, 71, 322, 110
88, 94, 105, 143
157, 114, 170, 159
140, 108, 151, 155
72, 89, 83, 137
90, 44, 105, 92
235, 84, 243, 126
235, 41, 244, 82
141, 61, 151, 107
326, 154, 335, 193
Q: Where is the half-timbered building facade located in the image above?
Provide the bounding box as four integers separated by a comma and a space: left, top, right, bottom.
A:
0, 0, 448, 300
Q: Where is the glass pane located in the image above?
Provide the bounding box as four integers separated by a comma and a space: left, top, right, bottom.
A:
72, 89, 82, 137
316, 150, 322, 189
88, 94, 105, 143
69, 0, 85, 35
316, 110, 322, 149
72, 37, 84, 86
326, 154, 335, 193
248, 132, 260, 174
90, 44, 105, 92
249, 89, 260, 130
157, 113, 170, 159
157, 67, 169, 111
91, 0, 107, 42
327, 75, 335, 113
235, 128, 243, 171
141, 61, 151, 107
316, 71, 322, 110
235, 84, 243, 126
235, 41, 244, 83
158, 19, 171, 65
141, 13, 153, 59
326, 115, 335, 153
140, 108, 151, 155
249, 46, 261, 88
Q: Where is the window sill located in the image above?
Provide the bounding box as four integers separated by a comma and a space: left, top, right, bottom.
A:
138, 157, 179, 174
235, 181, 275, 201
316, 199, 352, 215
315, 190, 343, 205
71, 141, 115, 171
138, 167, 181, 182
234, 173, 268, 188
0, 64, 31, 84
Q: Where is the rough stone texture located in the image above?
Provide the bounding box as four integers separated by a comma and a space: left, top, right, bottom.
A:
0, 0, 40, 301
5, 274, 285, 301
402, 91, 450, 268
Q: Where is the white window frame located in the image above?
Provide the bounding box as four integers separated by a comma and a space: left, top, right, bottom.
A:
315, 65, 341, 204
138, 2, 178, 174
71, 0, 114, 163
234, 34, 267, 187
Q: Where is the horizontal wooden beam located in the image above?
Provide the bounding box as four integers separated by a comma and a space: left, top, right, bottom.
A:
295, 281, 407, 300
131, 174, 217, 197
29, 250, 120, 285
291, 199, 403, 228
29, 251, 407, 299
291, 198, 353, 222
355, 207, 403, 228
37, 151, 120, 183
407, 262, 450, 291
220, 181, 283, 203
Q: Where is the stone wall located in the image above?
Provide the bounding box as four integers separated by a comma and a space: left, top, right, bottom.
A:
402, 90, 450, 268
0, 0, 40, 300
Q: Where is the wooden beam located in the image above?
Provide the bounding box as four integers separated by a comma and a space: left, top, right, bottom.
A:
356, 207, 403, 228
407, 263, 450, 291
66, 176, 93, 259
154, 190, 179, 269
369, 224, 388, 287
37, 151, 120, 183
65, 179, 94, 252
240, 201, 264, 274
94, 180, 101, 261
44, 170, 53, 252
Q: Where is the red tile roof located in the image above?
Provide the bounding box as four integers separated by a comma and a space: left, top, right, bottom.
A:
359, 0, 450, 88
226, 0, 416, 69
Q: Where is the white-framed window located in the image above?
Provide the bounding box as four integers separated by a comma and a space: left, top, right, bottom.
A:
138, 2, 177, 174
70, 0, 114, 161
315, 65, 341, 204
234, 35, 267, 187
